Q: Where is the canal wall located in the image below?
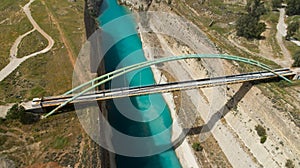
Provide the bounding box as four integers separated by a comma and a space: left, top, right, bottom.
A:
84, 0, 110, 168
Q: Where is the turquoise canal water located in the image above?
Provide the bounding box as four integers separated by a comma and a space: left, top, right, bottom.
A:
98, 0, 182, 167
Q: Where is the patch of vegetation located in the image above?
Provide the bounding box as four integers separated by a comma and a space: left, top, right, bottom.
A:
6, 104, 25, 121
0, 0, 85, 104
260, 135, 267, 143
0, 136, 7, 146
292, 50, 300, 67
0, 127, 7, 133
245, 0, 267, 18
286, 0, 300, 16
17, 31, 48, 58
255, 124, 267, 144
52, 136, 69, 149
5, 104, 38, 124
192, 142, 203, 152
271, 0, 282, 9
0, 118, 5, 125
262, 11, 283, 57
285, 159, 295, 168
37, 0, 85, 58
236, 0, 267, 39
0, 0, 33, 70
287, 22, 299, 40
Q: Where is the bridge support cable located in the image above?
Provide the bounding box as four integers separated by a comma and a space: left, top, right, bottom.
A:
42, 54, 292, 119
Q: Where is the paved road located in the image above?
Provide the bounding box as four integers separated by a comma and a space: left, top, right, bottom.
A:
0, 0, 54, 82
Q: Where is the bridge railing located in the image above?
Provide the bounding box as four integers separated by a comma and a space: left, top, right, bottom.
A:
42, 54, 292, 118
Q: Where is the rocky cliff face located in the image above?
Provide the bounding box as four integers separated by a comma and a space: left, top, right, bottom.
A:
118, 0, 152, 11
118, 0, 171, 11
86, 0, 103, 18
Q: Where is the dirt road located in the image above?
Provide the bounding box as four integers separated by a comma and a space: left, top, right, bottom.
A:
276, 8, 293, 67
0, 0, 54, 82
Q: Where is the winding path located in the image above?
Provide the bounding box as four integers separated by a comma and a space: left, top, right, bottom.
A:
0, 0, 54, 82
275, 8, 293, 67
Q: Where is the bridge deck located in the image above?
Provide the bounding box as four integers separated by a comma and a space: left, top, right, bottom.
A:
23, 68, 296, 111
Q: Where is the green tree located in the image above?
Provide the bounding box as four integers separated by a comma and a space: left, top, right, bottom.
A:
5, 104, 37, 124
236, 14, 266, 39
272, 0, 282, 9
236, 0, 266, 39
286, 22, 300, 39
255, 124, 266, 137
292, 50, 300, 67
255, 124, 267, 143
6, 104, 24, 120
286, 0, 300, 16
246, 0, 267, 18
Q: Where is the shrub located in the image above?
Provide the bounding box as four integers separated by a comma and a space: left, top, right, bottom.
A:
246, 0, 266, 18
0, 118, 5, 125
272, 0, 282, 9
236, 0, 267, 39
292, 51, 300, 67
192, 142, 203, 152
20, 112, 39, 125
286, 0, 300, 16
6, 104, 24, 120
255, 124, 266, 137
236, 15, 266, 39
260, 135, 267, 144
0, 136, 7, 146
287, 22, 299, 39
285, 159, 295, 168
255, 124, 268, 143
6, 104, 38, 124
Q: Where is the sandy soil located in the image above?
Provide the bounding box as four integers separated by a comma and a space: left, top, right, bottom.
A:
137, 11, 257, 167
135, 4, 300, 167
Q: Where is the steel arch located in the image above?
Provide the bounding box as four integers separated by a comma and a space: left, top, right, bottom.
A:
42, 54, 291, 118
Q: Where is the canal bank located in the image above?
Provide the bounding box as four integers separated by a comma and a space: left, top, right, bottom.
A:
98, 0, 182, 167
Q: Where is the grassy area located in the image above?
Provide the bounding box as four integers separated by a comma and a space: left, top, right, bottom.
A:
263, 11, 282, 58
0, 0, 85, 104
0, 0, 102, 167
285, 40, 300, 57
183, 0, 244, 32
0, 112, 87, 167
51, 136, 69, 149
17, 31, 48, 58
286, 15, 300, 40
33, 0, 85, 58
0, 0, 33, 70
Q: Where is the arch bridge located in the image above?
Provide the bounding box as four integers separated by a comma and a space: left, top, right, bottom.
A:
23, 54, 296, 118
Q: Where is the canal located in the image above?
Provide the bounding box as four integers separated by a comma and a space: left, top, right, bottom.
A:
98, 0, 182, 167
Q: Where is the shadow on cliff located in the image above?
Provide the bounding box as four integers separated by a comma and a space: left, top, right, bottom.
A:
186, 82, 253, 136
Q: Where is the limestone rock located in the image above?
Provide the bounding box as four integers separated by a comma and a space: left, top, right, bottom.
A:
118, 0, 152, 11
